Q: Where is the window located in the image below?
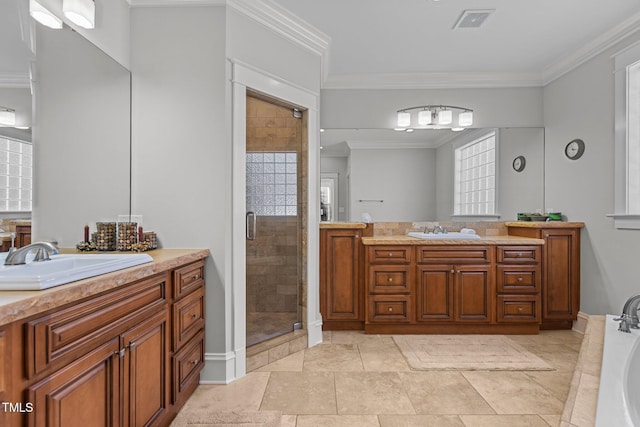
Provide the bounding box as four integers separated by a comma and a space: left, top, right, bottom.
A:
611, 42, 640, 228
246, 151, 297, 216
454, 131, 496, 216
0, 136, 32, 212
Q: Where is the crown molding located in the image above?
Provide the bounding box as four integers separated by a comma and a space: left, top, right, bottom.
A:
127, 0, 226, 7
0, 72, 31, 89
227, 0, 331, 82
323, 71, 544, 90
542, 10, 640, 85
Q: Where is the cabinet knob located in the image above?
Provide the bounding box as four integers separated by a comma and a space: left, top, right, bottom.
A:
518, 307, 524, 312
129, 341, 136, 350
192, 313, 199, 319
517, 277, 523, 282
545, 234, 550, 238
388, 252, 393, 257
192, 274, 199, 280
388, 277, 393, 282
388, 307, 393, 312
191, 359, 199, 365
450, 269, 455, 273
457, 270, 461, 274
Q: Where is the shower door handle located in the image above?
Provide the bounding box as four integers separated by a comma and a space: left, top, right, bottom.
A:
246, 211, 256, 240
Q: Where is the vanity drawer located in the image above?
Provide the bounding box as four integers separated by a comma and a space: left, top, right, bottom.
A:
367, 246, 412, 264
26, 273, 167, 378
367, 295, 412, 323
496, 266, 541, 293
173, 260, 205, 300
417, 246, 492, 264
172, 330, 205, 403
496, 295, 541, 323
368, 266, 412, 294
497, 246, 541, 264
172, 285, 205, 351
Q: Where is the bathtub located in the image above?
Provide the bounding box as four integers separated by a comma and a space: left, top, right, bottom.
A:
595, 315, 640, 426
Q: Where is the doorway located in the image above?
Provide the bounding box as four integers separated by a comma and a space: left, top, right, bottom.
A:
245, 93, 306, 347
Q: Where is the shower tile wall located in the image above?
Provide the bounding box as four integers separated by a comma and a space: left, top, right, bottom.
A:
246, 96, 304, 331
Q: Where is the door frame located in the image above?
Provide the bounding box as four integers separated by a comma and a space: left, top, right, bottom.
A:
230, 60, 321, 380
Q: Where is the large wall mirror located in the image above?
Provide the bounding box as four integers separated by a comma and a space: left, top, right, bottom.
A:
0, 1, 131, 246
320, 127, 544, 223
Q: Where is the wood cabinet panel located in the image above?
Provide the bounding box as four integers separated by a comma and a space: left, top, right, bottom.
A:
172, 285, 205, 351
16, 225, 31, 248
26, 273, 167, 378
367, 246, 412, 264
368, 295, 412, 323
544, 230, 579, 321
173, 261, 205, 300
497, 295, 541, 323
173, 330, 205, 405
496, 266, 540, 293
323, 230, 362, 321
28, 338, 121, 427
497, 246, 540, 263
456, 266, 493, 322
416, 265, 454, 321
416, 245, 492, 264
368, 265, 412, 294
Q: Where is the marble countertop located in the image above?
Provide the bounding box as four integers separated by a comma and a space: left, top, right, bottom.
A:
320, 222, 368, 229
505, 221, 585, 228
0, 248, 210, 326
362, 235, 545, 245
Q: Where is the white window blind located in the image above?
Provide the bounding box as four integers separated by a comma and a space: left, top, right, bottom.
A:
454, 131, 496, 216
246, 152, 297, 216
0, 137, 32, 212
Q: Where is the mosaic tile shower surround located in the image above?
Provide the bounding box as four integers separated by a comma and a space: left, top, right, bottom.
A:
372, 221, 508, 236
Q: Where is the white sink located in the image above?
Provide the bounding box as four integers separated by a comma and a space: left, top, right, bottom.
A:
407, 231, 481, 240
0, 253, 153, 290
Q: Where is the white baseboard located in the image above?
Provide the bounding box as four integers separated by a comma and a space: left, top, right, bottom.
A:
199, 351, 237, 384
307, 318, 323, 347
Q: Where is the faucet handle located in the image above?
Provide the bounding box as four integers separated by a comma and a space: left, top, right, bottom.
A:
33, 248, 51, 262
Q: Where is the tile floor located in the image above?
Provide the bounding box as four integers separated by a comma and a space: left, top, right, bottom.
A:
180, 330, 584, 427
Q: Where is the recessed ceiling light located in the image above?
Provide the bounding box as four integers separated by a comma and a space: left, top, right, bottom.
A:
453, 9, 495, 29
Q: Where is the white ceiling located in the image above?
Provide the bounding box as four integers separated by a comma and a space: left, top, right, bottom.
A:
273, 0, 640, 87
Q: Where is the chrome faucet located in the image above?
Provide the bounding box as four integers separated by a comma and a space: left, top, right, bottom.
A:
615, 294, 640, 332
433, 225, 447, 234
4, 242, 59, 266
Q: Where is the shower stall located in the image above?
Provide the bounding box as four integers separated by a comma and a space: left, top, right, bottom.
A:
245, 93, 306, 347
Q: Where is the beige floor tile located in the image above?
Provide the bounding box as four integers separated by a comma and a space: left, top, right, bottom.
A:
330, 331, 389, 345
260, 371, 337, 415
296, 415, 380, 426
398, 371, 495, 415
183, 372, 271, 413
569, 373, 599, 427
322, 330, 333, 343
303, 343, 364, 371
525, 370, 574, 402
540, 414, 561, 426
459, 414, 552, 426
359, 340, 411, 372
534, 350, 580, 373
281, 414, 298, 427
335, 372, 415, 415
462, 371, 565, 415
257, 350, 305, 372
378, 414, 465, 426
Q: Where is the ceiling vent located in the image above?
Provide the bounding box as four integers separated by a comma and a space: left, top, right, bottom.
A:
453, 9, 495, 29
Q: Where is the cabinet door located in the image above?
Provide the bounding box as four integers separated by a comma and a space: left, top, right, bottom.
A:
122, 310, 169, 427
416, 265, 454, 321
28, 338, 121, 427
455, 265, 493, 322
324, 230, 362, 321
543, 229, 580, 321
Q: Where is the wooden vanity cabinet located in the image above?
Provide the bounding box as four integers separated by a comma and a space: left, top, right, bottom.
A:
416, 246, 494, 324
366, 246, 414, 324
4, 257, 207, 427
495, 246, 542, 324
507, 226, 581, 329
320, 227, 372, 330
16, 224, 31, 248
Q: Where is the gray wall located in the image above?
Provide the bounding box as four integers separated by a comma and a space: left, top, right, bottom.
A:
349, 148, 437, 222
130, 5, 227, 381
544, 31, 640, 315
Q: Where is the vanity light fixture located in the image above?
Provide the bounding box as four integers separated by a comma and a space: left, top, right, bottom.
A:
0, 108, 16, 127
29, 0, 63, 29
63, 0, 95, 29
396, 105, 474, 131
